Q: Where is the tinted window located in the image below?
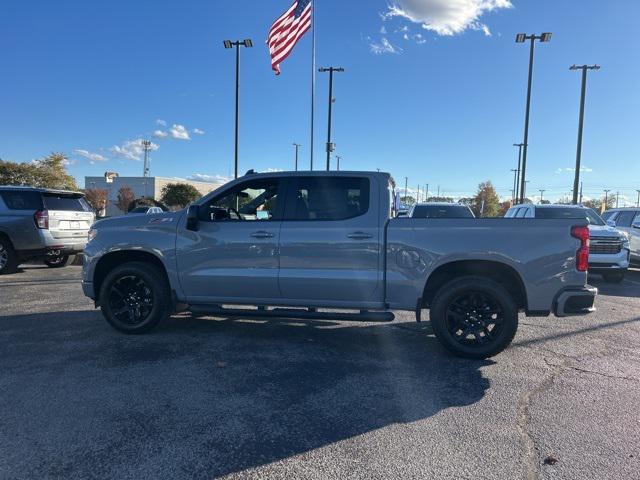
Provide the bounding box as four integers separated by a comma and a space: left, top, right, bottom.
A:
0, 191, 43, 210
585, 208, 605, 226
535, 208, 585, 219
43, 194, 90, 212
515, 208, 527, 218
615, 211, 636, 227
206, 178, 281, 221
412, 205, 474, 218
601, 211, 617, 221
504, 208, 516, 218
129, 207, 149, 213
289, 177, 369, 220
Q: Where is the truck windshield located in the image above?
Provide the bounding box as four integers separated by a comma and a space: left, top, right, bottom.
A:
43, 194, 91, 212
412, 205, 474, 218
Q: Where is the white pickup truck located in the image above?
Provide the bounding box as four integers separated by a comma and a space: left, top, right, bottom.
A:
82, 171, 597, 359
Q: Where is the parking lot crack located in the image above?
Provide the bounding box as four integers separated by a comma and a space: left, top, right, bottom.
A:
516, 356, 566, 480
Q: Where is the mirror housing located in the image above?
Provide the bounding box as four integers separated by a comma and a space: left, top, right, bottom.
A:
186, 205, 199, 231
606, 219, 616, 228
632, 220, 640, 230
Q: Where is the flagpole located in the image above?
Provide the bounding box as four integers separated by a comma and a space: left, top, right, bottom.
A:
310, 0, 316, 170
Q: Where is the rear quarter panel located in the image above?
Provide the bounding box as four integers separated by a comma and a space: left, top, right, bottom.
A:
386, 218, 587, 312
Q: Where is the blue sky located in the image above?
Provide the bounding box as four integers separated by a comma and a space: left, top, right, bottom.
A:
1, 0, 639, 203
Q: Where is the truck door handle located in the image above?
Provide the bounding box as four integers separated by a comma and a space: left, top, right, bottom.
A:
250, 231, 275, 239
347, 232, 373, 240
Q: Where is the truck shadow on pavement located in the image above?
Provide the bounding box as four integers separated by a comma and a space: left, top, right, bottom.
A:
0, 310, 491, 479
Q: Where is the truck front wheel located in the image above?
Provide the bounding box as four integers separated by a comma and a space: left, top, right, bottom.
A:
99, 262, 170, 334
430, 276, 518, 359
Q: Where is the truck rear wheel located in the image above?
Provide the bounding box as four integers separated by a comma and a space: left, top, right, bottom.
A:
430, 276, 518, 359
99, 262, 170, 334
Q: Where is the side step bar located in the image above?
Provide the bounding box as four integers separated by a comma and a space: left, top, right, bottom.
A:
189, 305, 395, 323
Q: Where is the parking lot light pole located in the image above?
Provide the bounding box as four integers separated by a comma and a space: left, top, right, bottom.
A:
293, 143, 301, 171
636, 190, 640, 207
335, 155, 341, 171
510, 169, 518, 202
319, 67, 344, 171
224, 39, 253, 179
515, 33, 552, 204
513, 143, 524, 203
570, 64, 600, 204
604, 189, 610, 210
539, 189, 546, 204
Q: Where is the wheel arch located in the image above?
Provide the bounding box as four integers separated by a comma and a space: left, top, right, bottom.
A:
422, 260, 528, 310
93, 250, 171, 303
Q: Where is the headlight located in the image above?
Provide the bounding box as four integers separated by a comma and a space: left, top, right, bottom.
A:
88, 229, 97, 242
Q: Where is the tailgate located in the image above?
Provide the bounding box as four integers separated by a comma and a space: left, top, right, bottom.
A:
48, 210, 94, 239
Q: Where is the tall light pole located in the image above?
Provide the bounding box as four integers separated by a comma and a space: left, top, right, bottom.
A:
616, 191, 620, 208
515, 32, 552, 204
570, 64, 600, 204
425, 184, 429, 201
604, 189, 610, 210
539, 189, 546, 203
142, 140, 151, 178
293, 143, 301, 171
319, 67, 344, 171
335, 155, 341, 171
223, 38, 253, 179
636, 190, 640, 208
513, 143, 524, 203
404, 177, 408, 204
511, 169, 518, 203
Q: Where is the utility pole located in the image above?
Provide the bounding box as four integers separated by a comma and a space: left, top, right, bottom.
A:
425, 184, 429, 201
604, 189, 610, 210
637, 190, 640, 208
293, 143, 301, 171
570, 64, 600, 204
515, 33, 552, 204
223, 39, 253, 178
539, 189, 545, 203
319, 67, 344, 171
416, 185, 421, 203
616, 191, 620, 208
404, 177, 408, 204
335, 155, 341, 171
437, 185, 440, 197
511, 169, 518, 203
579, 182, 583, 204
513, 143, 524, 203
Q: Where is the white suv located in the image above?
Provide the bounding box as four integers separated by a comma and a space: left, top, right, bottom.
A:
601, 208, 640, 267
505, 204, 630, 283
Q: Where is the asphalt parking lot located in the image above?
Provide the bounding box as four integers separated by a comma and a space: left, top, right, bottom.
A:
1, 266, 639, 480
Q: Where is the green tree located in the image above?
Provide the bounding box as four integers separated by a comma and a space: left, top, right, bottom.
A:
400, 195, 416, 205
161, 183, 201, 208
473, 181, 501, 217
0, 153, 77, 190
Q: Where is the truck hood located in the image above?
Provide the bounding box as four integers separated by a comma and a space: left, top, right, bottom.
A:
93, 210, 185, 230
588, 224, 624, 238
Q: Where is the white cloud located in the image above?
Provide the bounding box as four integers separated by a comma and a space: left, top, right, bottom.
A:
368, 36, 402, 55
110, 139, 159, 161
188, 173, 230, 183
153, 130, 169, 139
74, 149, 107, 162
192, 128, 205, 135
556, 166, 594, 174
156, 119, 167, 126
380, 26, 387, 34
383, 0, 512, 36
170, 124, 191, 140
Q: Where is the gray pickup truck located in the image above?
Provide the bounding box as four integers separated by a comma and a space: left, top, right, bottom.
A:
82, 171, 597, 358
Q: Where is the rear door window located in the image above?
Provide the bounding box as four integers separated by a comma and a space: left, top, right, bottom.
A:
614, 211, 636, 227
0, 190, 43, 210
288, 177, 370, 221
535, 208, 585, 219
43, 194, 90, 212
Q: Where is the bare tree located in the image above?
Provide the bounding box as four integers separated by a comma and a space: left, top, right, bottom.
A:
116, 186, 135, 213
84, 188, 108, 215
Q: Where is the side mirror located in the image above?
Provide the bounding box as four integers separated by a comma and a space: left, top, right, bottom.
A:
632, 220, 640, 230
606, 219, 616, 228
186, 205, 199, 231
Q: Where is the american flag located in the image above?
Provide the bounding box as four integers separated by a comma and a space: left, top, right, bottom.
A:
268, 0, 312, 75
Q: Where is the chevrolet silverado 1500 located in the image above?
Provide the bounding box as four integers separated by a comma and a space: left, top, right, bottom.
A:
82, 171, 597, 358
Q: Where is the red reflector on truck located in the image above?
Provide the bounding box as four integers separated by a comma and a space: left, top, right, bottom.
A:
571, 225, 590, 272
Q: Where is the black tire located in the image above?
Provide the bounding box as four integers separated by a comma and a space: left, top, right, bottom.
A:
602, 272, 625, 284
0, 237, 19, 275
430, 276, 519, 359
44, 254, 71, 268
99, 261, 170, 334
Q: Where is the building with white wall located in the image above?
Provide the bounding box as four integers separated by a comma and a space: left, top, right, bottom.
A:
85, 172, 225, 216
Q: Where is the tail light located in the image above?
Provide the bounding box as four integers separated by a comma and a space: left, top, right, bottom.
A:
571, 225, 590, 272
34, 210, 49, 229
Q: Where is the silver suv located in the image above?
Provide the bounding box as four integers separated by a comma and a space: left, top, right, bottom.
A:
601, 208, 640, 266
0, 186, 95, 274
